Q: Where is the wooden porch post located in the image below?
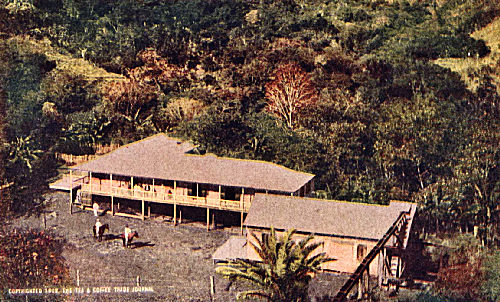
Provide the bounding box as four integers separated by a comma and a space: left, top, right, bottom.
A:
148, 202, 151, 218
206, 208, 210, 231
131, 176, 134, 197
196, 183, 199, 197
240, 212, 244, 235
173, 180, 177, 226
240, 188, 244, 235
211, 212, 215, 229
69, 170, 73, 215
218, 185, 221, 208
141, 199, 145, 220
110, 174, 114, 216
179, 208, 182, 224
152, 179, 155, 199
240, 188, 244, 210
89, 171, 92, 205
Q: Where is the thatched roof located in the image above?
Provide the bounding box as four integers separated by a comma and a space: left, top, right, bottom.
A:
244, 194, 415, 241
73, 134, 314, 193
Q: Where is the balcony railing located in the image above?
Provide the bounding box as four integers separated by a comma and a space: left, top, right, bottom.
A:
79, 183, 251, 212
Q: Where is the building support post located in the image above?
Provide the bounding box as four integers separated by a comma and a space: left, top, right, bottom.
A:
152, 178, 155, 197
69, 170, 73, 215
240, 211, 244, 235
240, 188, 244, 210
366, 266, 370, 294
89, 171, 92, 206
357, 272, 363, 299
206, 208, 210, 231
131, 176, 134, 197
141, 199, 145, 221
211, 212, 215, 229
173, 180, 177, 226
110, 174, 114, 216
397, 256, 402, 278
218, 185, 221, 208
378, 251, 384, 288
148, 202, 151, 218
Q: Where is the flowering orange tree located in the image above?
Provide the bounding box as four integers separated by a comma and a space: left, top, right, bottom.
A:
265, 62, 318, 130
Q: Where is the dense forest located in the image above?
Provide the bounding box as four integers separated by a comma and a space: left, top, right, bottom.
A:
0, 0, 499, 299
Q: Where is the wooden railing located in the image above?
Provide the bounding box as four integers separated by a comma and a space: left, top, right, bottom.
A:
79, 183, 251, 212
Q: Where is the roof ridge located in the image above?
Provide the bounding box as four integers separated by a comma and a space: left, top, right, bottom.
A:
183, 153, 315, 176
255, 193, 412, 207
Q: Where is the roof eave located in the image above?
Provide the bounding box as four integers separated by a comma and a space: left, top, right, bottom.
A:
244, 225, 380, 242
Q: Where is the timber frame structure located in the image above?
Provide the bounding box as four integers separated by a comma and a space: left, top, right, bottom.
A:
213, 193, 416, 299
49, 134, 418, 299
333, 210, 413, 300
50, 134, 315, 231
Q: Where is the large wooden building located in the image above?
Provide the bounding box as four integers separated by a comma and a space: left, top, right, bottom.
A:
51, 134, 417, 296
50, 134, 315, 228
213, 194, 416, 290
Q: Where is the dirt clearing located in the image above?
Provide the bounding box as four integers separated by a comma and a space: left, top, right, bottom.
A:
6, 191, 345, 301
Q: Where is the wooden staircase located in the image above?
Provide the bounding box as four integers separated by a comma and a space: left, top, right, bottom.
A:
333, 211, 411, 301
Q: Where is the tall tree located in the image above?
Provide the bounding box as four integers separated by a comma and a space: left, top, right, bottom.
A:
0, 42, 12, 218
265, 62, 318, 130
216, 228, 332, 301
0, 85, 11, 218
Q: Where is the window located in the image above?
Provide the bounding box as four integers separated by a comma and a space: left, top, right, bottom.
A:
222, 187, 240, 201
357, 244, 367, 262
187, 183, 196, 196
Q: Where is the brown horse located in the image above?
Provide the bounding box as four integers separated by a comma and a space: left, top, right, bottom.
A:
120, 231, 139, 248
92, 224, 109, 242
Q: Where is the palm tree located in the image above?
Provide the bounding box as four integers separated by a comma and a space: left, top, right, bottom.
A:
7, 136, 42, 173
216, 228, 333, 302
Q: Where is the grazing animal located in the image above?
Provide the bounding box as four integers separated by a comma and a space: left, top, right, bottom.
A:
120, 231, 139, 248
92, 223, 109, 242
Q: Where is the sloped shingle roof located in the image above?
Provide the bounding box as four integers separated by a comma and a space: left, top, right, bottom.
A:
73, 134, 314, 193
244, 194, 415, 241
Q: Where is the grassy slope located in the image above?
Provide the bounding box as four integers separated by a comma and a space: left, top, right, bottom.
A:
7, 35, 125, 83
434, 17, 500, 93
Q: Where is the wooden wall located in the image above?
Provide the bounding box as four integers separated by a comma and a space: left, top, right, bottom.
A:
246, 229, 381, 275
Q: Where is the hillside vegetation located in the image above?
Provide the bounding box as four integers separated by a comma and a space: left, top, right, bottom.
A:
0, 0, 499, 299
436, 16, 500, 93
6, 35, 124, 82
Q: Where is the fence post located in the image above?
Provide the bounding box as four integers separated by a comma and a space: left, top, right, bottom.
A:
210, 275, 215, 300
76, 269, 80, 287
136, 276, 140, 286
